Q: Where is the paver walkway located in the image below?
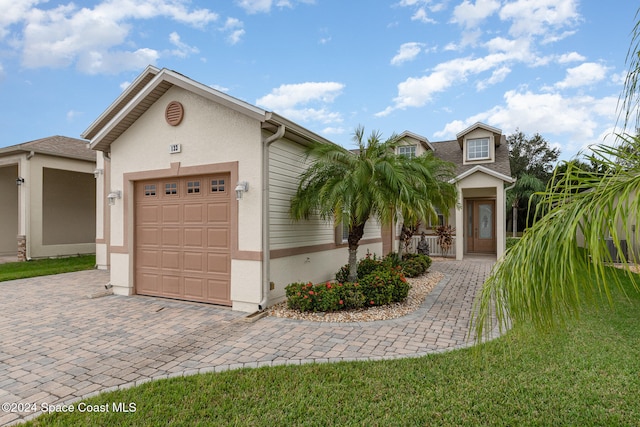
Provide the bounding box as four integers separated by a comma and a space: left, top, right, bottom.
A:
0, 257, 495, 426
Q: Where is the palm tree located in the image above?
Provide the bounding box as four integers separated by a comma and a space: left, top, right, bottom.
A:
472, 137, 640, 340
506, 173, 546, 237
290, 126, 457, 282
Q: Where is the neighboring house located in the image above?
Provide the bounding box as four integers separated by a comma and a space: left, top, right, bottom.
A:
0, 136, 97, 260
394, 124, 515, 260
82, 66, 381, 313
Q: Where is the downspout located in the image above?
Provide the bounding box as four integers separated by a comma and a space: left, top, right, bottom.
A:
504, 179, 517, 238
259, 123, 286, 310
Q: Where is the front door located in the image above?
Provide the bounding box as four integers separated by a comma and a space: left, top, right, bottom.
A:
467, 200, 496, 253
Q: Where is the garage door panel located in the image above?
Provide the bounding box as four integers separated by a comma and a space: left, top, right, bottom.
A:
208, 253, 230, 274
137, 205, 159, 225
184, 277, 205, 299
162, 204, 180, 223
208, 203, 229, 223
135, 174, 231, 306
137, 273, 161, 294
207, 279, 230, 302
137, 228, 160, 246
137, 249, 160, 268
207, 228, 229, 248
161, 251, 180, 270
183, 252, 205, 272
184, 203, 205, 223
162, 228, 181, 246
184, 228, 204, 247
161, 275, 181, 296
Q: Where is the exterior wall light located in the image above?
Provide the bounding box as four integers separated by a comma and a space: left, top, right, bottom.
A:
16, 177, 25, 186
235, 181, 249, 200
93, 169, 103, 178
107, 190, 121, 206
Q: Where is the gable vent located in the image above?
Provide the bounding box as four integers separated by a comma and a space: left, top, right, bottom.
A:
165, 101, 184, 126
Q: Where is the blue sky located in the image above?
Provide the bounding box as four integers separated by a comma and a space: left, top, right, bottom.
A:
0, 0, 638, 161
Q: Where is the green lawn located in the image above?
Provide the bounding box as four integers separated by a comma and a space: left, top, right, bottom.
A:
0, 255, 96, 282
26, 267, 640, 426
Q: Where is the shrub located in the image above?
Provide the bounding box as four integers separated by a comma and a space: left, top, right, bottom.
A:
335, 252, 383, 282
382, 252, 431, 278
287, 260, 411, 312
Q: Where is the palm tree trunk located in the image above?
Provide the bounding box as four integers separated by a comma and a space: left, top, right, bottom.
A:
347, 222, 366, 282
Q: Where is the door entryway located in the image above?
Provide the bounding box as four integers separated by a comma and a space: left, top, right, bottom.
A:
466, 200, 496, 254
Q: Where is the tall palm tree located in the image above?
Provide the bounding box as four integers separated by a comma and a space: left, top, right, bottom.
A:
290, 126, 457, 282
473, 136, 640, 340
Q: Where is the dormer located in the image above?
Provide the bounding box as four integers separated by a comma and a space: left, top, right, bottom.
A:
396, 131, 435, 159
456, 122, 502, 166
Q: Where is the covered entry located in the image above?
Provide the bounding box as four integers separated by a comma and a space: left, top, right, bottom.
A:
135, 174, 232, 305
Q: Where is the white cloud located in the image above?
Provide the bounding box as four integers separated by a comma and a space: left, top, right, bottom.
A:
235, 0, 314, 14
322, 126, 346, 135
377, 53, 512, 115
66, 109, 82, 122
499, 0, 580, 40
557, 51, 586, 63
12, 1, 217, 73
476, 66, 511, 90
435, 89, 618, 156
555, 62, 609, 89
412, 8, 436, 23
451, 0, 501, 28
221, 17, 245, 44
391, 42, 425, 65
256, 81, 345, 124
169, 32, 199, 58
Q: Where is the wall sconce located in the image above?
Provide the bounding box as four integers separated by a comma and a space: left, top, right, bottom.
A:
93, 169, 103, 179
235, 181, 249, 200
16, 177, 25, 186
107, 190, 121, 206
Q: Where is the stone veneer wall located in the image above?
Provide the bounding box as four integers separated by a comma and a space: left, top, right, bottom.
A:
17, 235, 26, 261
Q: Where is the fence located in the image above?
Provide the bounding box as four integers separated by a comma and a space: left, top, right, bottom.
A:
404, 235, 456, 257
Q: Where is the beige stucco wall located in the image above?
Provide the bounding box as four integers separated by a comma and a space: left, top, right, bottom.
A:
0, 164, 19, 255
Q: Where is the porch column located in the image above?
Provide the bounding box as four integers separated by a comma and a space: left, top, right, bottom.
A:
455, 190, 464, 260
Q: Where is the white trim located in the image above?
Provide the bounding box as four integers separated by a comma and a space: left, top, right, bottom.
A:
450, 165, 516, 184
398, 130, 435, 152
455, 122, 501, 139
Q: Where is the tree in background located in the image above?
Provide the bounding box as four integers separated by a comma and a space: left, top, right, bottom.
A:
507, 130, 560, 233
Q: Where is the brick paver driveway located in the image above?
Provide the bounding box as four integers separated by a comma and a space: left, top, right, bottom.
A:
0, 257, 494, 426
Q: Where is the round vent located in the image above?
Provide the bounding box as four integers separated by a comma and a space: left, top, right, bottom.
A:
165, 101, 184, 126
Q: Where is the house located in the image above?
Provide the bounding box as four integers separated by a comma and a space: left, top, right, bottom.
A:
82, 66, 381, 312
0, 136, 97, 260
394, 124, 515, 260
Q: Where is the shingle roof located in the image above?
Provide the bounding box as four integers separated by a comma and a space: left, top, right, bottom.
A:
0, 136, 96, 162
432, 138, 512, 178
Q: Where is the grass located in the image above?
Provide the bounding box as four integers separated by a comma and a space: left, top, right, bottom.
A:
25, 267, 640, 426
0, 255, 96, 282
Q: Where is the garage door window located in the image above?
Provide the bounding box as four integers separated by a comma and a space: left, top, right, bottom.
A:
211, 179, 225, 193
187, 181, 200, 194
144, 184, 156, 196
165, 182, 178, 195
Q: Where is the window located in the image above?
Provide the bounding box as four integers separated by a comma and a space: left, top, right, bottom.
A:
187, 181, 200, 194
429, 208, 445, 228
144, 184, 156, 196
341, 222, 349, 243
211, 179, 225, 192
165, 182, 177, 195
467, 138, 490, 160
398, 145, 416, 159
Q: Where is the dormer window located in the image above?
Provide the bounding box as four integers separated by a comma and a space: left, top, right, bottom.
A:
398, 145, 416, 159
467, 138, 490, 160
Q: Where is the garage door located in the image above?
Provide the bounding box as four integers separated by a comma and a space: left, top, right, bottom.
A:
135, 175, 231, 305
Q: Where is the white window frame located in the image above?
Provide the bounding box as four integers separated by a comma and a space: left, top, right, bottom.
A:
467, 138, 490, 161
398, 145, 416, 159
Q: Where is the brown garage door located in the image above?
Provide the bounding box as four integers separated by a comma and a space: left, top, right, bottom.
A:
135, 175, 231, 305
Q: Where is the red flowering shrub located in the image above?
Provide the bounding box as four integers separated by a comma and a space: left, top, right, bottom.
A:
285, 264, 410, 312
